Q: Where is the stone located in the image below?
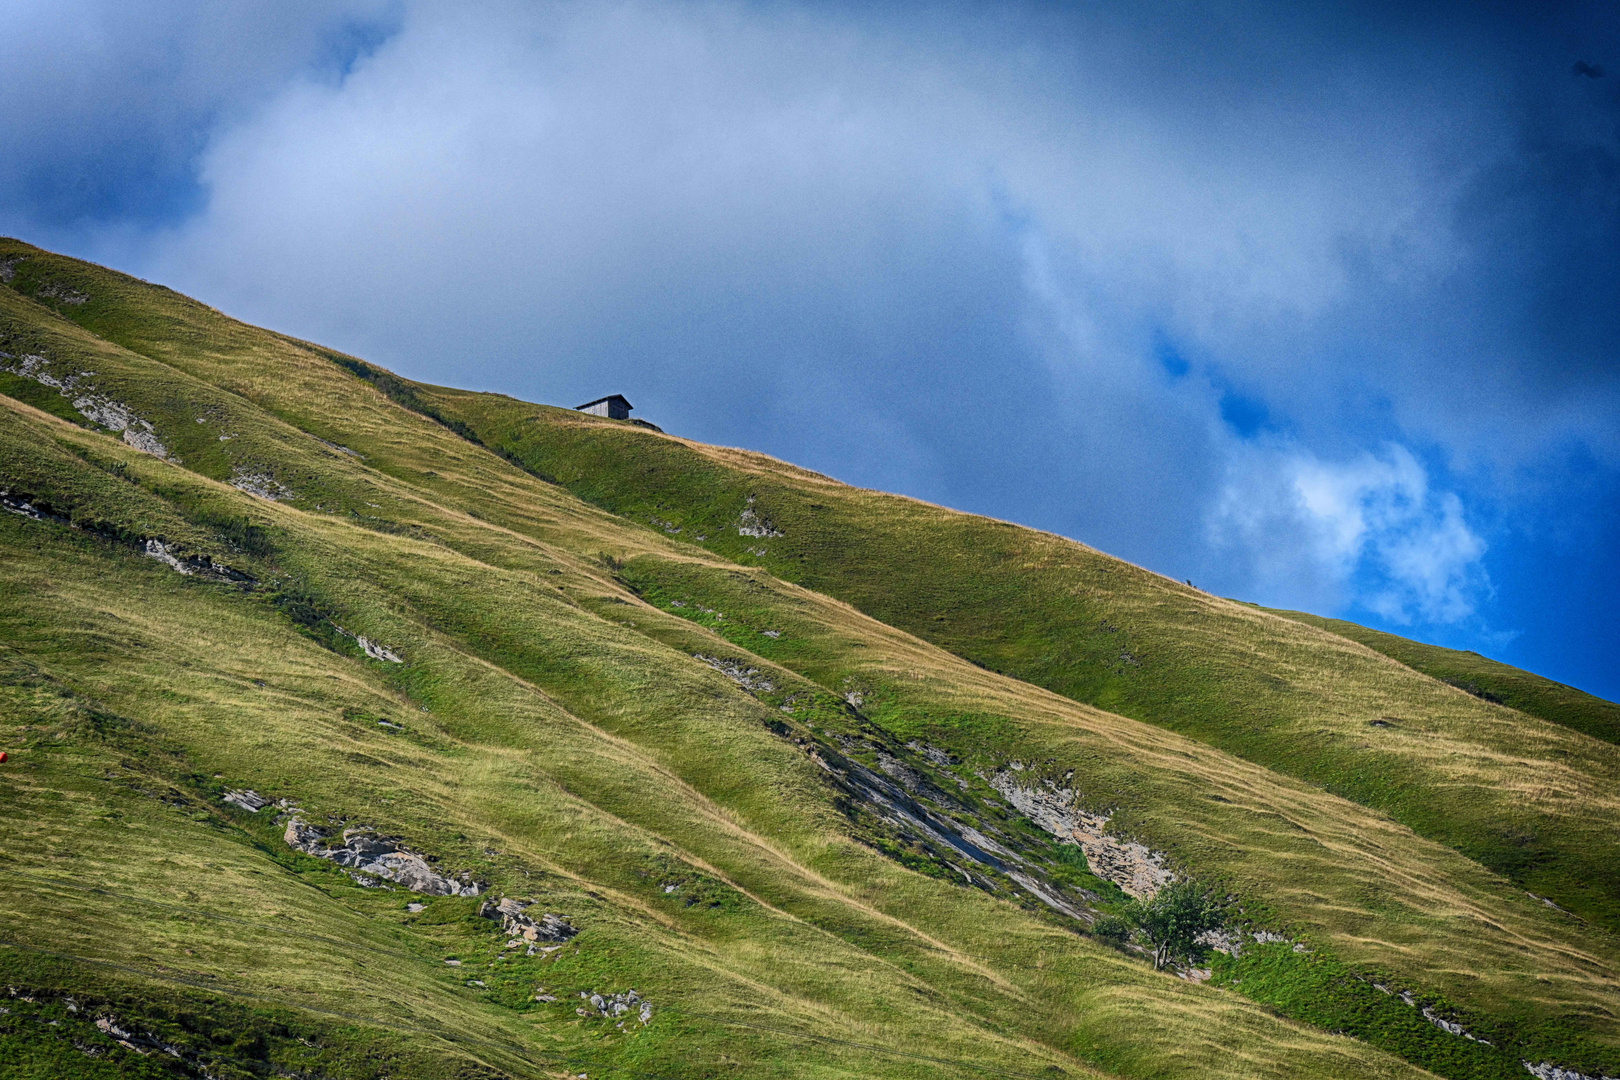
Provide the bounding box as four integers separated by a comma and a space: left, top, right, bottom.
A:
479, 896, 578, 942
222, 789, 272, 813
574, 988, 653, 1024
283, 818, 481, 896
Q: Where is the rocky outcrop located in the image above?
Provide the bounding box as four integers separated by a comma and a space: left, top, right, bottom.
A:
576, 989, 652, 1025
141, 539, 253, 583
737, 496, 783, 538
1360, 975, 1500, 1047
1, 490, 69, 524
1422, 1004, 1491, 1045
93, 1016, 175, 1056
988, 768, 1174, 899
37, 281, 89, 305
1523, 1063, 1618, 1080
479, 896, 577, 943
3, 988, 216, 1069
2, 482, 252, 583
230, 471, 294, 501
283, 819, 480, 896
807, 740, 1092, 922
221, 788, 272, 813
0, 353, 170, 458
333, 626, 404, 663
694, 654, 773, 692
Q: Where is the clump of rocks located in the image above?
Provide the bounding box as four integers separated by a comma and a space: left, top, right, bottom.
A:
283, 818, 481, 896
576, 989, 652, 1025
94, 1016, 182, 1057
1524, 1063, 1618, 1080
694, 653, 775, 693
480, 896, 577, 953
221, 788, 272, 813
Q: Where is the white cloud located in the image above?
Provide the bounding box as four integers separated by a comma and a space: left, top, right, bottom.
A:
1211, 443, 1488, 623
0, 0, 394, 236
125, 0, 1522, 621
16, 0, 1610, 639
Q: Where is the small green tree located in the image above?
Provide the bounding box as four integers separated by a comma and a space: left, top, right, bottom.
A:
1130, 880, 1224, 970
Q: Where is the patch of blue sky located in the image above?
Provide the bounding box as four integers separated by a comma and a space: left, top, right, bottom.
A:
1218, 391, 1273, 439
1153, 332, 1190, 380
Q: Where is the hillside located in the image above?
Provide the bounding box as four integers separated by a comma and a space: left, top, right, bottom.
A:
2, 236, 1618, 1080
1263, 609, 1620, 747
414, 384, 1620, 933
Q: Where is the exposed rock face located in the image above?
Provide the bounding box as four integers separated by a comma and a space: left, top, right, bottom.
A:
1195, 928, 1245, 955
37, 281, 89, 305
230, 471, 294, 501
694, 653, 774, 693
221, 788, 271, 813
94, 1016, 181, 1057
988, 769, 1174, 899
355, 636, 403, 663
87, 400, 167, 457
142, 539, 188, 574
0, 353, 170, 458
479, 896, 578, 942
1, 490, 69, 524
1423, 1005, 1491, 1045
807, 741, 1092, 923
5, 486, 253, 584
1523, 1063, 1618, 1080
70, 392, 167, 458
737, 496, 783, 538
141, 539, 253, 583
334, 627, 405, 663
283, 819, 481, 896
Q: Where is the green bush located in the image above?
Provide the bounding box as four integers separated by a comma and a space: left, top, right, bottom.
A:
1127, 881, 1224, 969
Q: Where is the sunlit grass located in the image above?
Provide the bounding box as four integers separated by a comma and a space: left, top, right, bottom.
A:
2, 234, 1618, 1079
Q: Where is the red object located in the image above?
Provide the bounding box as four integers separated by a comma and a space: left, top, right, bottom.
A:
0, 752, 8, 763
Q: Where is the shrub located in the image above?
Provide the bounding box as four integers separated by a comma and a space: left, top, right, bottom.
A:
1129, 881, 1225, 970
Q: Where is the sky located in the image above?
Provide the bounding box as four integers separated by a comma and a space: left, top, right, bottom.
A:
2, 0, 1616, 699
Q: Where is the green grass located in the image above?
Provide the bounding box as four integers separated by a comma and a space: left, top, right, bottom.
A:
2, 234, 1619, 1080
403, 380, 1620, 938
1265, 607, 1620, 746
0, 410, 1430, 1080
1213, 945, 1516, 1080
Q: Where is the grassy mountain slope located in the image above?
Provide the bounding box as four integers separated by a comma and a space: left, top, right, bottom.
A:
2, 237, 1618, 1080
405, 385, 1620, 935
1265, 609, 1620, 747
